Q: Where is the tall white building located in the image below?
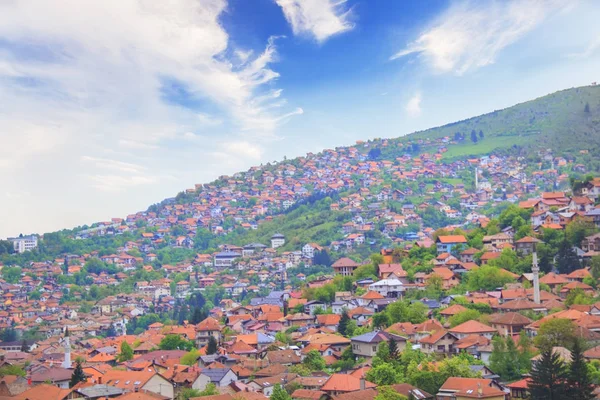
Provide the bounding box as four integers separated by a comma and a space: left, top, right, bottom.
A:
8, 235, 38, 253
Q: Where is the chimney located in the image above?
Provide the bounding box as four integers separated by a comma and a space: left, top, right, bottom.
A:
134, 385, 139, 392
98, 377, 102, 384
477, 382, 483, 397
359, 378, 365, 391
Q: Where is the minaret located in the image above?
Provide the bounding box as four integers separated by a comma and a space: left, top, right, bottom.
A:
61, 328, 72, 369
532, 250, 540, 304
475, 167, 479, 190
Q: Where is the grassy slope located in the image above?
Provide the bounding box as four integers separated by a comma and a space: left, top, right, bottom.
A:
396, 85, 600, 160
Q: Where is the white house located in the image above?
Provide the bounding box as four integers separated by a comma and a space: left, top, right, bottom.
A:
8, 235, 38, 253
271, 233, 285, 249
368, 277, 405, 298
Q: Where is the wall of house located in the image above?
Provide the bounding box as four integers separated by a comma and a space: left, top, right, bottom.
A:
143, 375, 174, 399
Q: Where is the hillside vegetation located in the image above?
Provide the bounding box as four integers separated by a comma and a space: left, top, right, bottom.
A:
388, 85, 600, 165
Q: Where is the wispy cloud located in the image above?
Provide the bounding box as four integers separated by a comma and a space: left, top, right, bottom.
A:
566, 35, 600, 59
391, 0, 570, 74
0, 0, 302, 236
405, 92, 422, 117
275, 0, 354, 43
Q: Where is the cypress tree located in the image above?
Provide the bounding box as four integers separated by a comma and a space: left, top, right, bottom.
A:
529, 349, 568, 400
567, 339, 595, 399
207, 336, 218, 355
338, 310, 350, 337
388, 339, 398, 361
69, 361, 87, 388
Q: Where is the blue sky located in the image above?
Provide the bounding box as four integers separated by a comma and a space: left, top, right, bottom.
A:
1, 0, 599, 237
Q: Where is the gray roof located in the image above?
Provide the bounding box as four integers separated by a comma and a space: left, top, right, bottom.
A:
77, 384, 125, 397
200, 368, 233, 383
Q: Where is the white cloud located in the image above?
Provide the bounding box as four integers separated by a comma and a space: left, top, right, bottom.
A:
566, 35, 600, 59
405, 92, 422, 117
391, 0, 570, 74
0, 0, 302, 237
275, 0, 353, 43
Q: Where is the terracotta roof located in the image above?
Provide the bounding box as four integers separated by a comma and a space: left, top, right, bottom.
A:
439, 377, 505, 399
332, 258, 359, 268
437, 235, 467, 244
439, 304, 468, 316
449, 320, 496, 334
320, 374, 376, 392
489, 312, 532, 325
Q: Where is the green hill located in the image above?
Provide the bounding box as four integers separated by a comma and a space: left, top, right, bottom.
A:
385, 85, 600, 167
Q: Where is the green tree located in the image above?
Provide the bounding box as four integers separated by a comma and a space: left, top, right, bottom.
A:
529, 349, 568, 400
366, 363, 402, 385
566, 219, 597, 247
556, 238, 582, 274
338, 310, 351, 337
567, 339, 595, 399
303, 350, 326, 371
117, 341, 134, 362
534, 319, 576, 351
374, 386, 408, 400
180, 349, 200, 366
448, 309, 481, 328
159, 334, 195, 351
465, 265, 515, 291
69, 361, 87, 388
271, 384, 292, 400
206, 336, 218, 355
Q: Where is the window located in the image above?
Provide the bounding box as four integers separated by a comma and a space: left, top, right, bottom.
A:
372, 346, 377, 351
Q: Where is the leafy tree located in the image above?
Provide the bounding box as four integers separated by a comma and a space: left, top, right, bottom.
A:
303, 350, 326, 371
206, 336, 218, 355
489, 336, 507, 379
0, 328, 17, 342
534, 318, 576, 351
567, 339, 595, 399
448, 309, 481, 328
529, 349, 568, 400
0, 365, 26, 377
465, 265, 515, 291
591, 255, 600, 280
366, 363, 402, 385
159, 334, 195, 351
117, 341, 134, 362
2, 267, 22, 284
69, 361, 87, 388
180, 349, 200, 366
271, 384, 292, 400
374, 386, 408, 400
556, 238, 582, 274
478, 130, 484, 139
566, 219, 597, 247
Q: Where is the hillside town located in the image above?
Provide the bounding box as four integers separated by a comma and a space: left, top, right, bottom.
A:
0, 140, 599, 400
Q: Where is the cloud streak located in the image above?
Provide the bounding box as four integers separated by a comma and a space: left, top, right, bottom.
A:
391, 0, 570, 74
275, 0, 354, 43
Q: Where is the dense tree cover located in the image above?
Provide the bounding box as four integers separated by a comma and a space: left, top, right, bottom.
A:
374, 386, 408, 400
303, 350, 326, 371
568, 339, 596, 399
180, 350, 200, 366
271, 384, 292, 400
489, 333, 533, 381
159, 335, 195, 351
534, 319, 577, 350
117, 341, 134, 362
448, 309, 481, 328
464, 265, 516, 291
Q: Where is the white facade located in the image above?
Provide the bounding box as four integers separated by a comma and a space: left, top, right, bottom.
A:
368, 278, 405, 297
9, 235, 38, 253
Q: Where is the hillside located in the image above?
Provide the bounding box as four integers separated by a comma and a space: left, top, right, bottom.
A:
3, 85, 600, 265
386, 85, 600, 164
